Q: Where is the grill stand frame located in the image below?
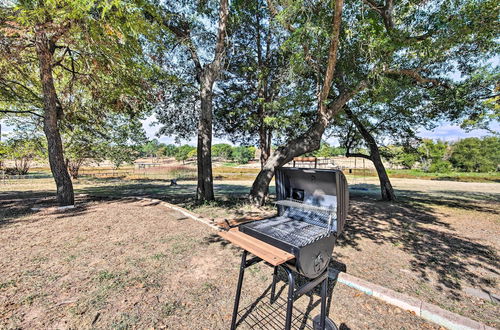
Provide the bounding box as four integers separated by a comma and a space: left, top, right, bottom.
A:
230, 251, 332, 330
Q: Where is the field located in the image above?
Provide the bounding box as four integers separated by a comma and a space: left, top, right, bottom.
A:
1, 167, 499, 329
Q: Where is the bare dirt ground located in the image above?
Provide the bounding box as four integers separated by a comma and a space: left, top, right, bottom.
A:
1, 176, 498, 328
0, 199, 439, 329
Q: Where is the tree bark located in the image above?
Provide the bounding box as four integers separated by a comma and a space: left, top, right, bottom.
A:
344, 107, 396, 201
258, 123, 271, 169
35, 29, 74, 206
256, 8, 272, 170
196, 80, 215, 201
195, 0, 229, 201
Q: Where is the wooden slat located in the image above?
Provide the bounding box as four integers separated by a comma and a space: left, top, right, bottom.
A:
219, 228, 295, 266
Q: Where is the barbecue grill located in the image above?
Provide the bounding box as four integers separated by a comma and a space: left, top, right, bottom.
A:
221, 168, 349, 330
241, 168, 348, 279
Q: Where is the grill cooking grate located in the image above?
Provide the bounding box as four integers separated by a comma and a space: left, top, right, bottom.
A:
242, 216, 332, 247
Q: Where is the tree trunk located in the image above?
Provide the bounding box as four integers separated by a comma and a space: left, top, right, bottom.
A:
249, 122, 324, 205
192, 0, 228, 202
258, 102, 272, 169
249, 0, 349, 205
344, 108, 396, 201
196, 82, 215, 201
35, 30, 74, 206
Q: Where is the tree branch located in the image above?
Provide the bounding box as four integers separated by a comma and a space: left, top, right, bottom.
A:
211, 0, 229, 73
163, 20, 202, 73
384, 68, 449, 88
345, 152, 372, 160
0, 109, 44, 118
325, 79, 369, 122
361, 0, 383, 13
318, 0, 345, 117
49, 22, 71, 43
0, 78, 41, 101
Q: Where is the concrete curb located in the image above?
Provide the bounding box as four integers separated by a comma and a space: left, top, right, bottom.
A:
131, 198, 493, 330
334, 272, 492, 330
131, 197, 219, 231
30, 205, 76, 211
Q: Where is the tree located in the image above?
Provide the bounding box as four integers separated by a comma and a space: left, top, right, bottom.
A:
0, 1, 159, 205
158, 144, 178, 158
417, 139, 451, 172
247, 0, 498, 204
450, 137, 500, 172
382, 145, 419, 170
215, 0, 292, 169
0, 140, 7, 170
212, 143, 233, 160
142, 139, 161, 161
232, 146, 256, 164
152, 0, 230, 201
63, 114, 146, 178
4, 136, 45, 175
175, 145, 196, 164
104, 116, 147, 169
248, 0, 353, 204
312, 142, 345, 157
63, 128, 105, 180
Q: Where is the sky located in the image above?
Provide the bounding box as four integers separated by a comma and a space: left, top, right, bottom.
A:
138, 114, 499, 146
1, 116, 498, 146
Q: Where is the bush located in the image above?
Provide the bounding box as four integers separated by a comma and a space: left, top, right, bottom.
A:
450, 137, 499, 172
428, 160, 452, 173
232, 146, 255, 164
175, 145, 196, 164
212, 143, 233, 160
4, 167, 23, 175
187, 149, 197, 159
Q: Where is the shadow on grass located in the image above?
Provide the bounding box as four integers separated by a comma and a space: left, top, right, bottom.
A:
0, 190, 95, 227
341, 184, 499, 295
2, 179, 498, 297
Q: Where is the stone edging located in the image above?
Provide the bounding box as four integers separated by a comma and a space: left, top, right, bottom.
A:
330, 270, 495, 330
133, 197, 494, 330
131, 196, 219, 230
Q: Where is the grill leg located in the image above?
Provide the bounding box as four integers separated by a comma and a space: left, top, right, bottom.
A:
270, 266, 278, 304
230, 250, 248, 330
326, 278, 333, 318
320, 276, 327, 329
284, 267, 295, 330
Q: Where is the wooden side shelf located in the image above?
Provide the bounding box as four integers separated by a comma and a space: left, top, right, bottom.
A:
219, 227, 295, 266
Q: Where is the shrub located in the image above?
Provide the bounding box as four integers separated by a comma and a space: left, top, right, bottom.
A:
212, 143, 233, 160
175, 145, 196, 164
428, 160, 452, 173
450, 137, 499, 172
232, 146, 255, 164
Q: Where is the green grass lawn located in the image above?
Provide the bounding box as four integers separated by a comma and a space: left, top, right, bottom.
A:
386, 169, 500, 182
13, 164, 500, 184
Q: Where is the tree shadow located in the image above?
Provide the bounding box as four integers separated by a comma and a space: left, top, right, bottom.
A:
339, 184, 499, 294
0, 190, 93, 228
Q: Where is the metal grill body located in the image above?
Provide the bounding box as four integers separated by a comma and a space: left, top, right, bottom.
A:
240, 168, 348, 279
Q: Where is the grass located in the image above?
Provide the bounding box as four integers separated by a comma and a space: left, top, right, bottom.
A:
1, 178, 498, 328
7, 163, 499, 185
387, 169, 500, 182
